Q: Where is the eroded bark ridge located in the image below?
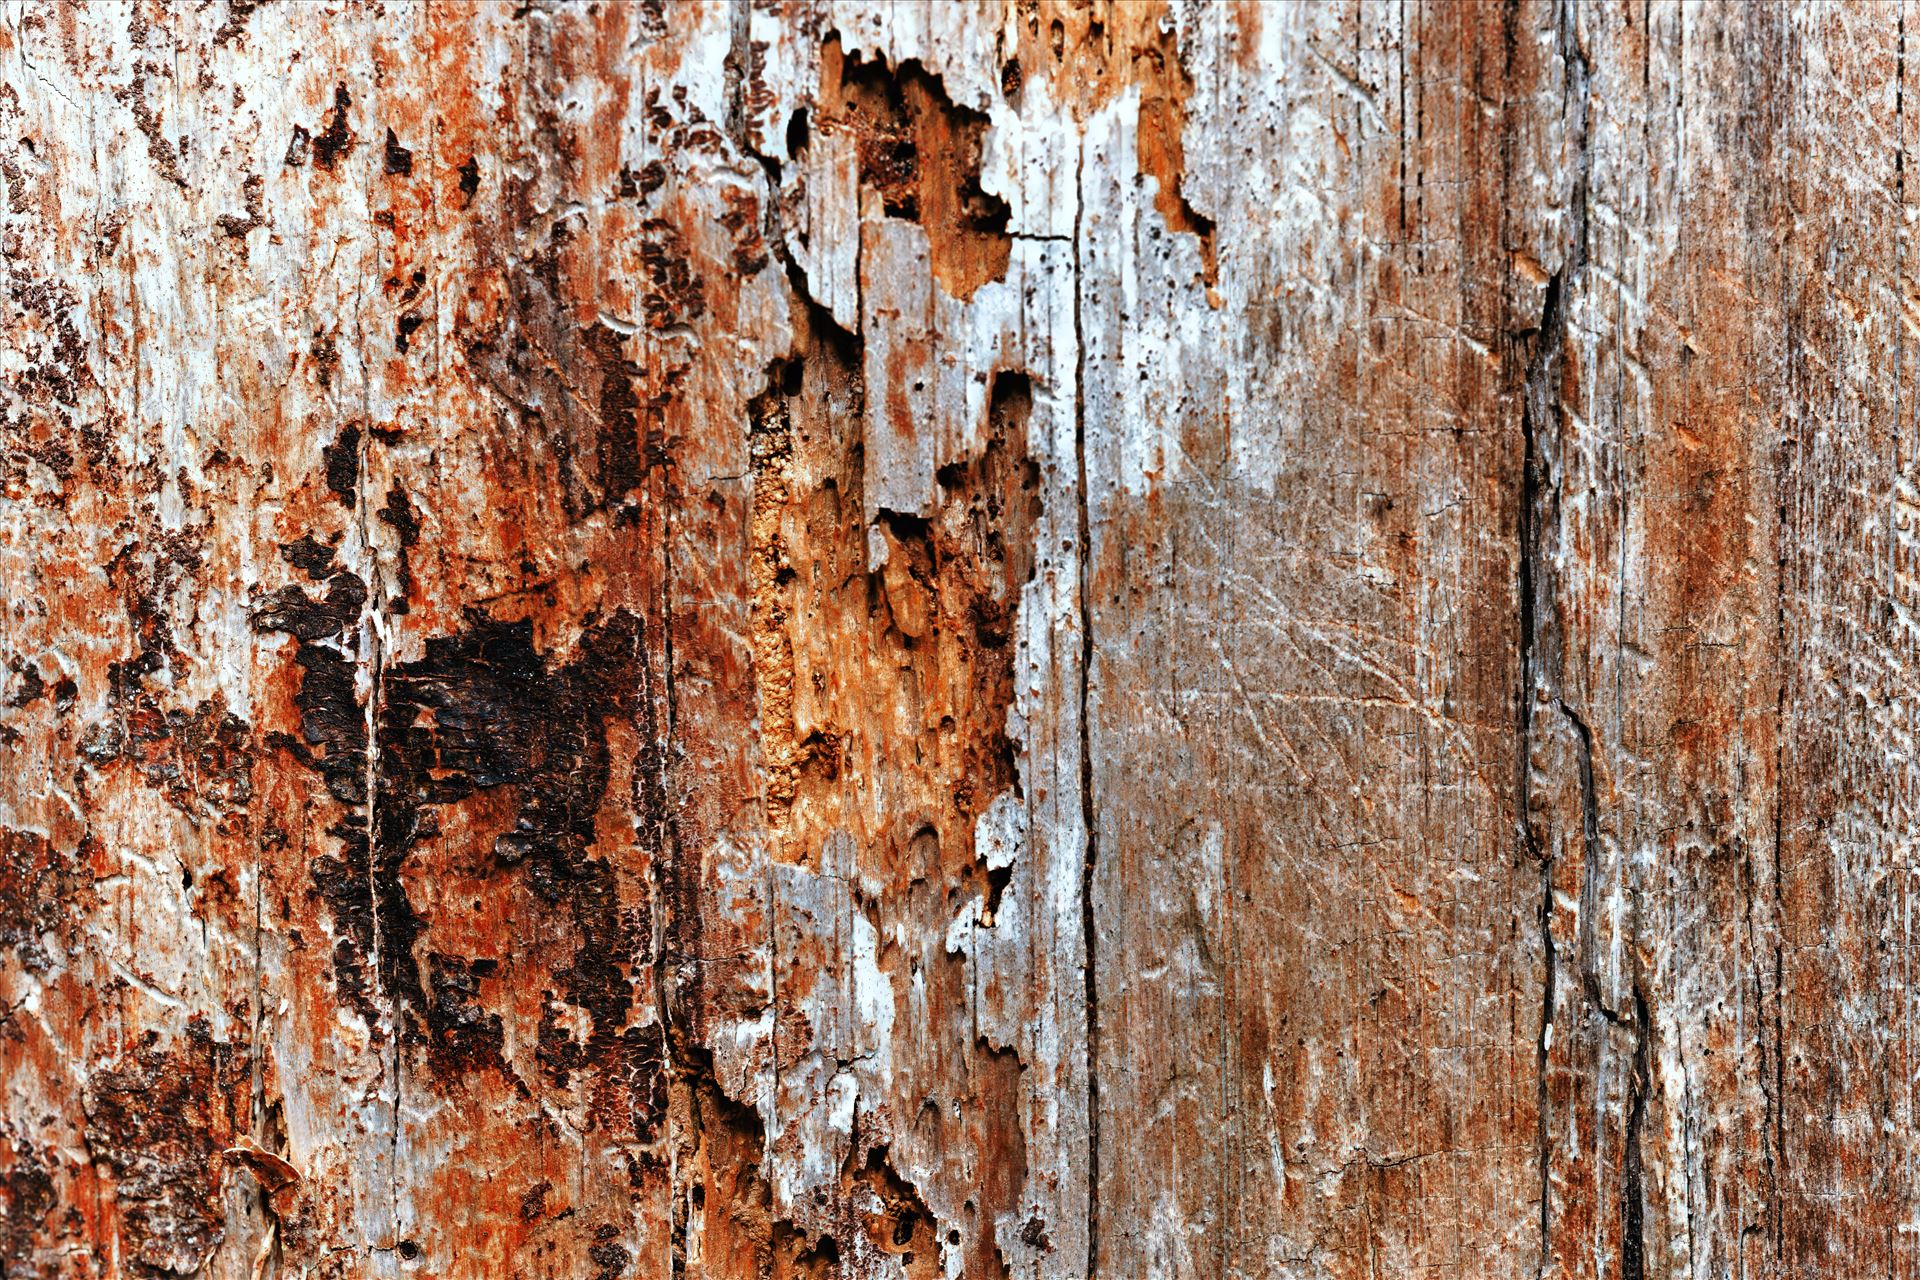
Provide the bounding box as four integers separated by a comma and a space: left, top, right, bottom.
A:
0, 2, 1890, 1278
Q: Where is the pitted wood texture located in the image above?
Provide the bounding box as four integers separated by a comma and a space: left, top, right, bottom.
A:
0, 3, 1906, 1279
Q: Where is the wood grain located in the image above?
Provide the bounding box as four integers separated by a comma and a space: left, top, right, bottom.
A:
0, 2, 1901, 1277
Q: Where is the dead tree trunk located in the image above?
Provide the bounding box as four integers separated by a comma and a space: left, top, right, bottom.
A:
0, 1, 1901, 1277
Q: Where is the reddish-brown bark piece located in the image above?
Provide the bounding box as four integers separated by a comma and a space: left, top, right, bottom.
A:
1, 2, 1911, 1278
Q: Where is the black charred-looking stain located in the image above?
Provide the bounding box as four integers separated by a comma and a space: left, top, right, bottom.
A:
387, 267, 428, 311
457, 154, 481, 204
585, 322, 643, 507
281, 533, 339, 579
629, 0, 670, 41
103, 535, 199, 695
0, 1133, 58, 1270
0, 828, 82, 976
81, 1018, 248, 1277
1000, 58, 1024, 104
395, 310, 425, 354
312, 84, 356, 171
322, 424, 360, 505
426, 953, 509, 1078
256, 574, 670, 1124
252, 570, 366, 645
5, 660, 45, 708
0, 1141, 56, 1243
0, 431, 76, 497
378, 484, 419, 613
536, 993, 586, 1088
589, 1240, 631, 1280
383, 127, 414, 177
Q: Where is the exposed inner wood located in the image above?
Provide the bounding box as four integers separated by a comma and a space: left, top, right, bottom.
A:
0, 3, 1901, 1279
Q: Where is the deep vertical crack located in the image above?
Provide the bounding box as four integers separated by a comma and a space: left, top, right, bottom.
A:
1563, 699, 1607, 1015
1521, 3, 1596, 1271
1518, 251, 1568, 1280
344, 216, 404, 1241
1072, 134, 1100, 1280
1621, 981, 1653, 1280
1519, 318, 1557, 1280
723, 0, 751, 150
1768, 231, 1794, 1280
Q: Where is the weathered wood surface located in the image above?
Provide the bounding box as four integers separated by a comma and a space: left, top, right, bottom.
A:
0, 0, 1905, 1276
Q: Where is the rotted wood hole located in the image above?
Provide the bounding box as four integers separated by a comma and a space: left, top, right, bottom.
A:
0, 0, 1911, 1276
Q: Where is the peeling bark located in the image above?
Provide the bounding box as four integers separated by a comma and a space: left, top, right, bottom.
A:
0, 2, 1912, 1278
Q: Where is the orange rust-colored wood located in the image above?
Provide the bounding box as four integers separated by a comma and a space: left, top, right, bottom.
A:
1, 3, 1910, 1279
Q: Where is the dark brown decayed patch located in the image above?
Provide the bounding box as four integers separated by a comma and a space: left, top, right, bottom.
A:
81, 1019, 249, 1277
